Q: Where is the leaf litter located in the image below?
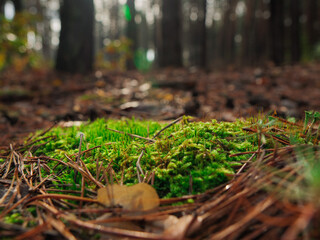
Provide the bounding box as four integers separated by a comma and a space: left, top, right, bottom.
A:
0, 64, 320, 239
0, 111, 319, 239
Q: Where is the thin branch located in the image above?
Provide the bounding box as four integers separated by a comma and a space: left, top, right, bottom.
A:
74, 132, 84, 182
106, 127, 155, 142
136, 149, 145, 183
153, 116, 183, 139
24, 194, 98, 205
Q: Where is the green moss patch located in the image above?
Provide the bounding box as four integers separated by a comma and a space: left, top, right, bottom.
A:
30, 117, 256, 198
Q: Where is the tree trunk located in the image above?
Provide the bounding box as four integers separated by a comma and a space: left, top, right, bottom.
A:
290, 0, 301, 63
56, 0, 94, 74
241, 0, 256, 65
253, 0, 269, 65
36, 0, 51, 59
110, 0, 120, 39
0, 0, 5, 14
188, 0, 200, 66
187, 0, 207, 67
159, 0, 182, 67
12, 0, 23, 12
199, 0, 207, 69
270, 0, 284, 65
306, 0, 319, 54
219, 0, 237, 65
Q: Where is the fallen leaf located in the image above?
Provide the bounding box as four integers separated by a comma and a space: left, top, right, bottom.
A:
97, 183, 160, 211
163, 215, 203, 239
146, 215, 179, 233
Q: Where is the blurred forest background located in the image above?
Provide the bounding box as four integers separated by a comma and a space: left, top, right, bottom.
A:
0, 0, 320, 140
1, 0, 320, 74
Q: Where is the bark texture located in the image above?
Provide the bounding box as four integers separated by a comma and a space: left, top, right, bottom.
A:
56, 0, 94, 74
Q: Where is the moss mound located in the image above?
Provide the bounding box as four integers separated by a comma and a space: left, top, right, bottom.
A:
30, 117, 256, 198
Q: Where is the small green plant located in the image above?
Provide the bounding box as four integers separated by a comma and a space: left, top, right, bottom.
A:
4, 212, 23, 224
303, 111, 320, 143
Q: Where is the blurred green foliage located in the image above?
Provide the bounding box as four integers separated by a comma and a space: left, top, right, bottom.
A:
314, 42, 320, 60
134, 48, 152, 72
123, 4, 132, 21
96, 37, 133, 71
0, 12, 42, 72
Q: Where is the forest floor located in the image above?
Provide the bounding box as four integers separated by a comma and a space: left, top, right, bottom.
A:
0, 63, 320, 239
1, 63, 319, 145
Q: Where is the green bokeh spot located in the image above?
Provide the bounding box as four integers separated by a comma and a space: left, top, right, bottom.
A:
123, 4, 131, 21
134, 48, 152, 72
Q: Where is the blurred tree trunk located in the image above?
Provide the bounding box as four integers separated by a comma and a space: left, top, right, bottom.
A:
56, 0, 94, 74
306, 0, 319, 53
110, 0, 120, 39
0, 0, 5, 14
159, 0, 182, 67
187, 0, 207, 67
254, 0, 269, 65
0, 0, 23, 14
12, 0, 23, 12
125, 0, 137, 69
188, 0, 200, 66
290, 0, 301, 63
242, 0, 256, 65
207, 20, 216, 68
270, 0, 284, 65
219, 0, 237, 65
36, 0, 51, 59
153, 0, 161, 67
199, 0, 207, 69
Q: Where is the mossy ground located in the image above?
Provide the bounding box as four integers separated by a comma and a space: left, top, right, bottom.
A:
27, 117, 258, 198
1, 112, 319, 235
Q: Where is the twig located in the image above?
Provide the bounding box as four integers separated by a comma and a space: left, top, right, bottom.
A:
99, 160, 114, 183
235, 153, 257, 176
134, 116, 184, 183
74, 144, 102, 156
146, 171, 155, 185
229, 146, 292, 157
96, 159, 102, 181
24, 194, 98, 205
74, 133, 84, 182
79, 176, 85, 211
15, 136, 54, 152
15, 222, 49, 240
31, 174, 53, 191
153, 116, 183, 139
0, 193, 31, 219
106, 127, 155, 142
3, 145, 14, 179
26, 121, 58, 143
189, 173, 193, 195
136, 149, 145, 183
0, 170, 16, 205
64, 216, 172, 240
64, 154, 104, 188
47, 215, 77, 240
243, 127, 290, 145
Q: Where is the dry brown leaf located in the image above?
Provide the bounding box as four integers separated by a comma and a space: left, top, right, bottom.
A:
163, 215, 203, 239
97, 183, 160, 211
146, 215, 179, 233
